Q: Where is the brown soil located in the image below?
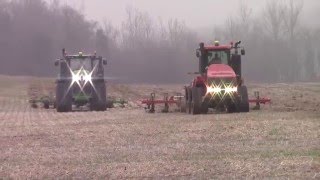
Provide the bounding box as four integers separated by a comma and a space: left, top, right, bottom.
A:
0, 76, 319, 179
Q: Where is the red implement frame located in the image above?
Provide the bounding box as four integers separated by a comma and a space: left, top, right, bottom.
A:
141, 93, 183, 113
249, 98, 271, 104
141, 91, 271, 113
249, 91, 271, 110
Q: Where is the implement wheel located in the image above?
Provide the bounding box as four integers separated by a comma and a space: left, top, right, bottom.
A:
43, 101, 50, 109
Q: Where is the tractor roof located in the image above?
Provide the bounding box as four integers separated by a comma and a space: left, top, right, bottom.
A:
65, 55, 97, 59
64, 52, 100, 60
204, 45, 232, 51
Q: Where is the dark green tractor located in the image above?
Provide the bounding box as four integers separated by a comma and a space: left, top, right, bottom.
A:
55, 49, 108, 112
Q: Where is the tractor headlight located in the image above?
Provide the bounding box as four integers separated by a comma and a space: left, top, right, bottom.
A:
84, 73, 92, 82
213, 87, 222, 93
207, 86, 214, 94
72, 68, 92, 86
72, 73, 81, 82
207, 84, 237, 95
225, 86, 237, 93
207, 86, 222, 94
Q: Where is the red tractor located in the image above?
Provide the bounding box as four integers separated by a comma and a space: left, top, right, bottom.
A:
184, 41, 249, 114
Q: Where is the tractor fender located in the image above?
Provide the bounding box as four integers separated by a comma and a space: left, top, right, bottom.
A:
192, 76, 206, 87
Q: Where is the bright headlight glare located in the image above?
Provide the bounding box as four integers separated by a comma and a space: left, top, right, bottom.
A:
72, 74, 81, 82
207, 86, 221, 94
225, 87, 237, 93
213, 87, 222, 93
207, 85, 237, 94
207, 87, 214, 93
84, 74, 92, 82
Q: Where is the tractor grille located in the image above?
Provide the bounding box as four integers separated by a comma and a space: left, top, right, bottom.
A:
71, 83, 94, 96
207, 78, 236, 89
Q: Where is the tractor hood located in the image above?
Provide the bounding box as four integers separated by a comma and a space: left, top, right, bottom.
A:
207, 64, 236, 78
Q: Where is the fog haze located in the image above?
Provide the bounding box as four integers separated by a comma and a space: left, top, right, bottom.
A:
56, 0, 320, 28
1, 0, 320, 83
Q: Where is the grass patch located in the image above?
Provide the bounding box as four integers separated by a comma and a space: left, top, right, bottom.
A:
269, 127, 280, 136
306, 149, 320, 158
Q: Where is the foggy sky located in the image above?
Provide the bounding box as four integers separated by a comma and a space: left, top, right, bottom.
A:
51, 0, 320, 28
1, 0, 320, 82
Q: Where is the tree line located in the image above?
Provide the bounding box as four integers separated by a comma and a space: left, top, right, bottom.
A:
0, 0, 319, 83
214, 0, 320, 82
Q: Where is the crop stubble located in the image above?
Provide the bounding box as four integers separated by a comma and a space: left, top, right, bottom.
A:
0, 76, 319, 179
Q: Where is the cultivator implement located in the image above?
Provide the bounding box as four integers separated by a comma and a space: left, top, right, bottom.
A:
28, 81, 56, 109
141, 91, 271, 113
107, 98, 128, 108
29, 95, 56, 109
141, 93, 185, 113
250, 91, 271, 110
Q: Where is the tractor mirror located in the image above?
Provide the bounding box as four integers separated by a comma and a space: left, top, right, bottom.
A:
196, 50, 200, 58
241, 49, 246, 55
103, 59, 107, 65
187, 72, 200, 75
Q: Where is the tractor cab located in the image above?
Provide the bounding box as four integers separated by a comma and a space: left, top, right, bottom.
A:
196, 41, 245, 80
69, 57, 93, 71
58, 50, 107, 77
54, 49, 108, 112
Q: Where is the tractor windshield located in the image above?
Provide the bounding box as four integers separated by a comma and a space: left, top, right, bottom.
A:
70, 58, 92, 70
207, 50, 229, 65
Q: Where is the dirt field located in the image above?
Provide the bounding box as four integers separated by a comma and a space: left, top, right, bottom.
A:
0, 75, 319, 179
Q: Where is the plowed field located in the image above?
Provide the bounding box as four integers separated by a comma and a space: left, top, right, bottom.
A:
0, 76, 319, 179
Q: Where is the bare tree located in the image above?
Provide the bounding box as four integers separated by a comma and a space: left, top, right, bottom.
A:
0, 0, 319, 83
102, 20, 119, 46
121, 6, 154, 48
283, 0, 303, 42
212, 26, 224, 42
263, 0, 286, 41
224, 17, 239, 40
238, 0, 252, 40
157, 17, 168, 43
167, 18, 188, 48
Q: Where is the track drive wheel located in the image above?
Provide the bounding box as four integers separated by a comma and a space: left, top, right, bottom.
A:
179, 97, 187, 113
185, 88, 192, 114
56, 82, 72, 112
238, 86, 249, 112
191, 87, 202, 115
90, 81, 107, 111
